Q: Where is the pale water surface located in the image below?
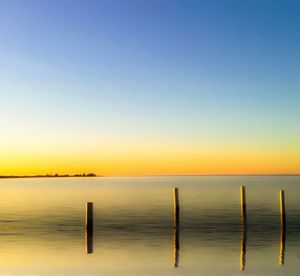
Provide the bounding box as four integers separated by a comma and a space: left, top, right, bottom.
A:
0, 176, 299, 275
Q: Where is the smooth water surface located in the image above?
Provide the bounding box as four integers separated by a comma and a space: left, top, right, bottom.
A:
0, 176, 299, 275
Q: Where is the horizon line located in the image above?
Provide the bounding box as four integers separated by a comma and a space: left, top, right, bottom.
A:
113, 173, 300, 177
1, 173, 300, 179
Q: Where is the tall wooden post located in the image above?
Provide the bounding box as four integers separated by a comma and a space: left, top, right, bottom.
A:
173, 187, 180, 229
279, 191, 286, 228
85, 202, 93, 254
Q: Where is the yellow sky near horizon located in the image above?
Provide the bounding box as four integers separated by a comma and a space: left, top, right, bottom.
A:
1, 144, 299, 176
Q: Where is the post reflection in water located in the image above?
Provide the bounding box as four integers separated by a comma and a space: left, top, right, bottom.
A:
173, 187, 180, 267
279, 224, 286, 265
173, 227, 180, 267
279, 190, 286, 265
85, 228, 93, 254
240, 186, 247, 271
85, 202, 94, 254
240, 223, 247, 271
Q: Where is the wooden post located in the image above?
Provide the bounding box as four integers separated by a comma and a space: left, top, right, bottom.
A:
85, 202, 93, 254
173, 187, 180, 229
279, 190, 286, 265
279, 190, 286, 228
240, 186, 247, 223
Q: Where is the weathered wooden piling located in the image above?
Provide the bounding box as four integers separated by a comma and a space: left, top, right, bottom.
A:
240, 186, 247, 223
279, 190, 286, 265
279, 190, 286, 228
85, 202, 93, 254
173, 187, 180, 229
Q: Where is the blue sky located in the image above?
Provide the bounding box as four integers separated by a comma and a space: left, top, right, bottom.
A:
0, 0, 299, 174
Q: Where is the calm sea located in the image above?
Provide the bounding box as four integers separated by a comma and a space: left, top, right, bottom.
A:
0, 176, 299, 275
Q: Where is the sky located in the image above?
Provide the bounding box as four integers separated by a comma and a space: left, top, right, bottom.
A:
0, 0, 299, 176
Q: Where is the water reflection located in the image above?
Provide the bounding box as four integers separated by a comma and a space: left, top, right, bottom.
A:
85, 228, 93, 254
279, 190, 286, 265
173, 227, 180, 267
240, 223, 247, 271
239, 186, 247, 271
85, 202, 93, 254
173, 187, 180, 267
279, 224, 286, 265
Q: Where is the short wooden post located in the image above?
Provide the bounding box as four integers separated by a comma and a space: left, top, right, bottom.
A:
279, 190, 286, 265
279, 190, 286, 228
240, 186, 247, 223
85, 202, 93, 254
173, 187, 180, 229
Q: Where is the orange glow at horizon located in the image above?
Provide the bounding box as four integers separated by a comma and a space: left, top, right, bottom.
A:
1, 146, 299, 176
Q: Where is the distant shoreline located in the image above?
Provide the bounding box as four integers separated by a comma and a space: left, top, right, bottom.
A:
0, 173, 299, 179
0, 173, 101, 179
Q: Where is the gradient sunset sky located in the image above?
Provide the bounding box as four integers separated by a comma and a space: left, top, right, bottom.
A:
0, 0, 299, 176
